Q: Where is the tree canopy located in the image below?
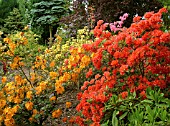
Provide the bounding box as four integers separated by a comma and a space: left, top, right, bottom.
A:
0, 0, 18, 28
30, 0, 69, 43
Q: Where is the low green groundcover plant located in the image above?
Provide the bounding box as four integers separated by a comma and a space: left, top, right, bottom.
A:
102, 87, 170, 126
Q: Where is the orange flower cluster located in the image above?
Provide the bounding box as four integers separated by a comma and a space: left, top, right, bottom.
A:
0, 75, 29, 125
76, 8, 170, 125
33, 56, 47, 70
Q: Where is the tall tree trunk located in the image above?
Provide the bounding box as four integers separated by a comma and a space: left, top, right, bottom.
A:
49, 25, 52, 46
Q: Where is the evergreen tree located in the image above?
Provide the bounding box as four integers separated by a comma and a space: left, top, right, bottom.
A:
31, 0, 68, 44
0, 0, 18, 29
3, 8, 24, 34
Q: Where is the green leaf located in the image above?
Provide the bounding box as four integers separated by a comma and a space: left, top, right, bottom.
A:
112, 110, 119, 126
101, 120, 109, 126
119, 112, 128, 120
141, 100, 153, 104
161, 110, 167, 121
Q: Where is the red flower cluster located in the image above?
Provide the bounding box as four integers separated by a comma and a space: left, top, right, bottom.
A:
76, 8, 170, 125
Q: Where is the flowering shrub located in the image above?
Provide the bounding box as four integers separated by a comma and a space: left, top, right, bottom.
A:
0, 7, 169, 126
0, 26, 92, 125
75, 8, 170, 125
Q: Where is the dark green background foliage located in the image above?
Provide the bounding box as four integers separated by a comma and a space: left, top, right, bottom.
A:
0, 0, 18, 29
88, 0, 164, 27
3, 8, 24, 34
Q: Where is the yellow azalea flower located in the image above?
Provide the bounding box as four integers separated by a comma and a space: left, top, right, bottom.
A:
73, 68, 81, 73
25, 101, 34, 111
26, 91, 32, 99
7, 95, 14, 102
52, 109, 62, 118
1, 76, 7, 84
3, 38, 10, 43
50, 96, 56, 101
8, 42, 16, 52
0, 91, 4, 98
24, 26, 29, 30
3, 107, 15, 118
50, 60, 55, 67
49, 72, 58, 80
66, 102, 72, 108
41, 64, 46, 70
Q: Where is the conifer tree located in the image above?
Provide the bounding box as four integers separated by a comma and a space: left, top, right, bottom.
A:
3, 8, 24, 34
31, 0, 68, 44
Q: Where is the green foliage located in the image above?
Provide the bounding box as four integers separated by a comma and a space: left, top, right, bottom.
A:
31, 0, 69, 44
2, 8, 25, 34
102, 88, 170, 126
9, 30, 46, 67
0, 0, 18, 28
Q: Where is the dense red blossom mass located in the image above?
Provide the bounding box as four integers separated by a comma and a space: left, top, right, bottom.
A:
75, 8, 170, 125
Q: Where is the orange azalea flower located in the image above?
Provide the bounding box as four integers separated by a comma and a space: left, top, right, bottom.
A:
0, 99, 6, 108
1, 76, 7, 84
13, 96, 22, 104
62, 117, 67, 122
26, 91, 32, 99
56, 85, 65, 94
29, 117, 34, 122
35, 86, 42, 95
56, 35, 62, 41
30, 73, 36, 82
50, 96, 56, 101
49, 72, 58, 80
66, 102, 72, 108
33, 109, 38, 115
63, 72, 71, 81
49, 60, 55, 67
52, 109, 62, 118
12, 105, 20, 113
25, 101, 34, 111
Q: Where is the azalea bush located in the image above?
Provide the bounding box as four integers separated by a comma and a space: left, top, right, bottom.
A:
0, 7, 170, 126
75, 8, 170, 125
0, 26, 92, 125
